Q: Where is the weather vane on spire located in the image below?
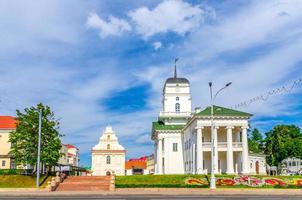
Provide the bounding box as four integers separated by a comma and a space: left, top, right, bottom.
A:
174, 58, 179, 78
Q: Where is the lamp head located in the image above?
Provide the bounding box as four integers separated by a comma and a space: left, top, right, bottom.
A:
225, 82, 232, 87
209, 82, 213, 87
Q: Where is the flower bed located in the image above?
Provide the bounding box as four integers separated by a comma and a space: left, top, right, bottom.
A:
116, 175, 302, 188
185, 175, 302, 188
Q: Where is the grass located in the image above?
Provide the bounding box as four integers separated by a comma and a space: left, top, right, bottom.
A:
115, 174, 302, 189
116, 174, 209, 188
0, 175, 52, 188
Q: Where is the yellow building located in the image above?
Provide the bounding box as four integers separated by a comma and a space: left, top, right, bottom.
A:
0, 116, 17, 169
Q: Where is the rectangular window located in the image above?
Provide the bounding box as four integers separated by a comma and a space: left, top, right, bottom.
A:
203, 160, 205, 169
202, 137, 204, 142
2, 160, 5, 167
173, 143, 178, 152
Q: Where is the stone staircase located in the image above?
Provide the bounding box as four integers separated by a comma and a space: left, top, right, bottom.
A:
56, 176, 112, 191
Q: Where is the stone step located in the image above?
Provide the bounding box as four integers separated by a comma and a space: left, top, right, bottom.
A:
67, 177, 111, 181
61, 182, 110, 185
64, 179, 110, 182
56, 185, 110, 191
56, 176, 112, 191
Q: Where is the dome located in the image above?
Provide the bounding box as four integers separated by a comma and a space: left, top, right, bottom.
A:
165, 77, 190, 84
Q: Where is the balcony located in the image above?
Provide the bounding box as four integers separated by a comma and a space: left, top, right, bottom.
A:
202, 142, 242, 149
159, 111, 192, 118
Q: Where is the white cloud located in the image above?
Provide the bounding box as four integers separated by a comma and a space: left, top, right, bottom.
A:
152, 41, 162, 50
128, 0, 208, 38
86, 12, 131, 38
137, 0, 302, 121
135, 134, 152, 144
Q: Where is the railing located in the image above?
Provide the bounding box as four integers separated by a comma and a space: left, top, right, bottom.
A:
159, 111, 192, 117
202, 142, 212, 148
232, 142, 243, 148
202, 142, 242, 148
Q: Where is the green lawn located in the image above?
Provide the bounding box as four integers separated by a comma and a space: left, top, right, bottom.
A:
116, 175, 209, 188
0, 175, 52, 188
115, 174, 302, 188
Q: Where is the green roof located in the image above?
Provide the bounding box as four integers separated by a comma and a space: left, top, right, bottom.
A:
152, 121, 184, 131
196, 105, 252, 117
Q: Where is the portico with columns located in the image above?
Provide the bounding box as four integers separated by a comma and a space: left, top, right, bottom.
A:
182, 106, 252, 175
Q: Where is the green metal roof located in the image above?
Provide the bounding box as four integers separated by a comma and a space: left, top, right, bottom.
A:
196, 105, 252, 117
152, 121, 184, 131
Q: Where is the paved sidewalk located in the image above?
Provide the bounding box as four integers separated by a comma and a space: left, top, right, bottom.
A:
0, 188, 302, 197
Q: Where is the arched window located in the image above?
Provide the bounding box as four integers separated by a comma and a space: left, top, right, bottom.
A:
106, 156, 111, 164
175, 103, 180, 112
107, 135, 110, 140
107, 144, 110, 150
176, 96, 179, 101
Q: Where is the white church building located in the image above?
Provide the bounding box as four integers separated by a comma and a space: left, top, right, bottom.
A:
152, 66, 266, 175
91, 126, 126, 176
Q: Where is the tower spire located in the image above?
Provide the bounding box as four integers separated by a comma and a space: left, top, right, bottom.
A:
174, 58, 178, 78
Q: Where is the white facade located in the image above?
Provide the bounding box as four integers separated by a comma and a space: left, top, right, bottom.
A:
152, 68, 266, 175
249, 154, 266, 175
152, 72, 191, 174
91, 126, 125, 176
58, 144, 69, 165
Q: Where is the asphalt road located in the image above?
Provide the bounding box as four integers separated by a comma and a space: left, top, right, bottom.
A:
0, 195, 302, 200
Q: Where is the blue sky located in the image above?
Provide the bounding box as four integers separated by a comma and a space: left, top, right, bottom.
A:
0, 0, 302, 167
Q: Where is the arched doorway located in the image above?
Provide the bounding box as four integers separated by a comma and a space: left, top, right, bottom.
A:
256, 161, 259, 174
106, 171, 111, 176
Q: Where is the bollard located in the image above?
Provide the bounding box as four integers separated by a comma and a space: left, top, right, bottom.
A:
47, 181, 52, 192
50, 177, 57, 191
55, 172, 61, 187
110, 175, 116, 191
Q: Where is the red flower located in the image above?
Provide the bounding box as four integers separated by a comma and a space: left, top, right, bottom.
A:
216, 178, 236, 186
265, 178, 286, 186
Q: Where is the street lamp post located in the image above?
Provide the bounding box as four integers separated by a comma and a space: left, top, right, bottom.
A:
36, 109, 42, 188
209, 82, 232, 189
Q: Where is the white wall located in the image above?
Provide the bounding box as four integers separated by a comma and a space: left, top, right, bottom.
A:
163, 83, 191, 113
92, 153, 125, 176
154, 132, 184, 174
249, 155, 266, 175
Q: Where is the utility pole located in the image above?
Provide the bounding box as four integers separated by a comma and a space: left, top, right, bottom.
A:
36, 109, 42, 188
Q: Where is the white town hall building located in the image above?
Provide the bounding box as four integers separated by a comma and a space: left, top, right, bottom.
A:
152, 66, 266, 175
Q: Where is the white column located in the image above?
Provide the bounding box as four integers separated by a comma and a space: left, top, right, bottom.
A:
226, 126, 234, 174
196, 127, 203, 174
213, 126, 219, 174
157, 139, 163, 174
241, 127, 249, 174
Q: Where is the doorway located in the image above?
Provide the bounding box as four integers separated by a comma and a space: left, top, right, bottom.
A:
256, 161, 259, 174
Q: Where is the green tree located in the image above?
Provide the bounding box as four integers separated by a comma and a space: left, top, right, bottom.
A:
9, 103, 62, 172
248, 128, 263, 153
264, 125, 302, 166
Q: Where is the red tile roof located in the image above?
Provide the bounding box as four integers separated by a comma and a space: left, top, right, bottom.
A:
0, 116, 17, 129
125, 160, 147, 170
64, 144, 78, 149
